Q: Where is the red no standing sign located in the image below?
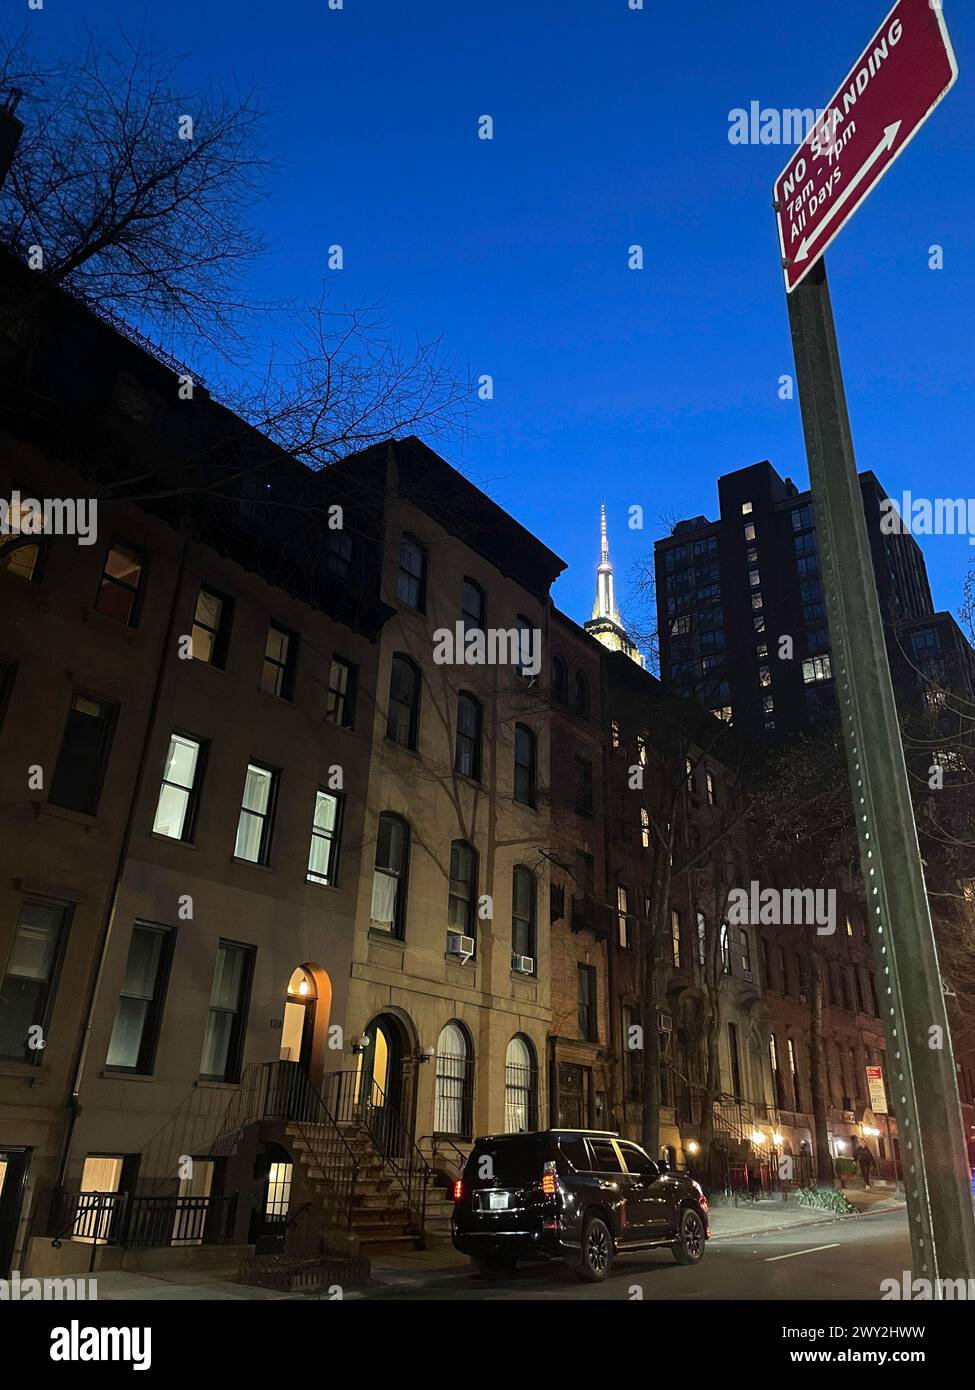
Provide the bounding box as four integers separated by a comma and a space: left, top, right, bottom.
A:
775, 0, 958, 292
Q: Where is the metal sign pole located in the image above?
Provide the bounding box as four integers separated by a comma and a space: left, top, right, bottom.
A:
786, 255, 975, 1285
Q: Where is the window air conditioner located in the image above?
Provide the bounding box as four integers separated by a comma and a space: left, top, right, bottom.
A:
512, 954, 535, 975
447, 934, 475, 962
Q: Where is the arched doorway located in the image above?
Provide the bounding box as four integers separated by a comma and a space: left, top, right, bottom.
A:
280, 967, 317, 1071
355, 1015, 400, 1108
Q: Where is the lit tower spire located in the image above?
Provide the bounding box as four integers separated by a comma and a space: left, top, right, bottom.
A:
584, 503, 644, 666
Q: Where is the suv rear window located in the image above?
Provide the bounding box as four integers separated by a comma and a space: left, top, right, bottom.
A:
464, 1137, 546, 1187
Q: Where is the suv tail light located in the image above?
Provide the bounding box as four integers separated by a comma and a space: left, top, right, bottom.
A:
540, 1160, 557, 1196
453, 1180, 464, 1201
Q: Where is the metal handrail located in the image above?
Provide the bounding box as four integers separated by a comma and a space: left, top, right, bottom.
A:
326, 1071, 432, 1232
259, 1061, 360, 1232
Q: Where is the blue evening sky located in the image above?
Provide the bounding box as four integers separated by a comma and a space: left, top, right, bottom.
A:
45, 0, 975, 639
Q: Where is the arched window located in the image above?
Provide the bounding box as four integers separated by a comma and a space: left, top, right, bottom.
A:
513, 724, 536, 807
512, 866, 536, 965
387, 654, 421, 749
461, 578, 485, 632
448, 840, 477, 938
397, 535, 426, 611
504, 1035, 537, 1133
552, 655, 568, 704
435, 1021, 473, 1138
720, 923, 731, 973
372, 813, 410, 937
574, 670, 590, 716
454, 693, 482, 780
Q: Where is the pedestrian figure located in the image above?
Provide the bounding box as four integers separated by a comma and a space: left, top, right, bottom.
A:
855, 1141, 875, 1189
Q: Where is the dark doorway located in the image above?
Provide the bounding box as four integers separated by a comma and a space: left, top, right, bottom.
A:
558, 1063, 587, 1127
0, 1148, 31, 1276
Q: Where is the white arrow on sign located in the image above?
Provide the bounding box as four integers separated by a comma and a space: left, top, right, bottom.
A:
793, 121, 902, 263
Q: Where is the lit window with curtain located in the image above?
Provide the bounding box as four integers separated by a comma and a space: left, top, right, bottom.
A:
504, 1035, 537, 1132
371, 814, 410, 937
448, 841, 477, 940
434, 1022, 473, 1137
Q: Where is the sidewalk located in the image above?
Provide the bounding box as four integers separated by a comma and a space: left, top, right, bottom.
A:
707, 1183, 905, 1241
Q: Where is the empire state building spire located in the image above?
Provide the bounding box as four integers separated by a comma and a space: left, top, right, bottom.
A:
584, 503, 644, 666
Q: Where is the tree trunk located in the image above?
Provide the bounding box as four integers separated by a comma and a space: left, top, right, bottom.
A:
807, 943, 834, 1185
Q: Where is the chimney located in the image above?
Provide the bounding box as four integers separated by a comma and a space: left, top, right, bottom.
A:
0, 90, 24, 188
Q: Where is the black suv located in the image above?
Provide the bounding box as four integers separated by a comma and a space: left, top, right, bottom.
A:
451, 1129, 710, 1282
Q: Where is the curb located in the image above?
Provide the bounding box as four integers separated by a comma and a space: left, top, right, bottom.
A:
709, 1201, 906, 1242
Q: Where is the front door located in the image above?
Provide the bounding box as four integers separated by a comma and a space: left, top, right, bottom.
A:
558, 1063, 586, 1127
0, 1148, 30, 1276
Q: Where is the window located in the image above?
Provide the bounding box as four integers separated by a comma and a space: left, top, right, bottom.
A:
739, 929, 752, 979
696, 911, 706, 965
512, 866, 536, 962
705, 768, 716, 805
199, 942, 254, 1082
577, 964, 597, 1041
589, 1138, 623, 1173
792, 504, 813, 530
720, 923, 731, 973
788, 1038, 803, 1111
307, 790, 343, 885
796, 554, 818, 577
743, 522, 756, 542
611, 718, 621, 749
372, 813, 410, 937
327, 531, 353, 582
265, 1163, 292, 1222
640, 806, 651, 849
505, 1035, 537, 1132
741, 501, 753, 515
105, 924, 173, 1073
49, 693, 116, 815
574, 751, 593, 816
728, 1022, 743, 1098
514, 724, 536, 807
434, 1023, 473, 1138
574, 670, 590, 716
387, 654, 421, 749
261, 623, 297, 699
617, 885, 632, 949
448, 841, 477, 941
95, 541, 145, 625
234, 763, 277, 864
397, 536, 426, 610
0, 897, 71, 1061
552, 656, 568, 704
802, 654, 833, 684
769, 1033, 784, 1108
671, 908, 682, 968
325, 657, 357, 730
461, 578, 485, 632
454, 693, 482, 780
152, 732, 205, 841
191, 586, 232, 667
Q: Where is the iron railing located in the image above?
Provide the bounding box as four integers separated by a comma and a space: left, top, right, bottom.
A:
252, 1060, 360, 1231
49, 1191, 237, 1250
326, 1070, 431, 1232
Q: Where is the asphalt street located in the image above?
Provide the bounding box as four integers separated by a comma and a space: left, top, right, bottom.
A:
359, 1208, 912, 1301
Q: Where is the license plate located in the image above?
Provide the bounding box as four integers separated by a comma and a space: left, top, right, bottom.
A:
487, 1190, 509, 1210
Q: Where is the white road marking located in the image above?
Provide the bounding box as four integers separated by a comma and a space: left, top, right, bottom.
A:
764, 1243, 841, 1263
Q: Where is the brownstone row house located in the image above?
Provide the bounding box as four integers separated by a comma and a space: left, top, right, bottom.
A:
1, 248, 960, 1288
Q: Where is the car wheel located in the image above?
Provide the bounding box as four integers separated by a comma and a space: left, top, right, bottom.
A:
579, 1214, 614, 1282
473, 1256, 516, 1277
672, 1207, 706, 1265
